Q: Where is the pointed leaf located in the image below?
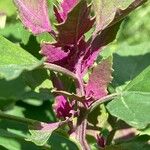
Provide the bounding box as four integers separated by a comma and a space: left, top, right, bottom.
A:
54, 0, 78, 23
0, 35, 42, 80
56, 0, 94, 45
27, 122, 60, 146
91, 0, 147, 53
83, 21, 121, 74
93, 0, 147, 31
14, 0, 51, 34
85, 57, 113, 100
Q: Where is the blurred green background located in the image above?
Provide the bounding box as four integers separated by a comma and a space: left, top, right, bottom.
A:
0, 0, 150, 150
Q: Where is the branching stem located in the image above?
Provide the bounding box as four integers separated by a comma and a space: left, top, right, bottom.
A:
44, 63, 78, 81
89, 93, 120, 113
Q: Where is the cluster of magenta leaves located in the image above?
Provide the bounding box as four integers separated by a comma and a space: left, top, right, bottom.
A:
13, 0, 148, 149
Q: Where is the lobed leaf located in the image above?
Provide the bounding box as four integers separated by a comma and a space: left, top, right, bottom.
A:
85, 57, 113, 101
14, 0, 52, 35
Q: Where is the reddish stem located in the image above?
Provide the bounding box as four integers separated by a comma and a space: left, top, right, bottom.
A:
74, 76, 91, 150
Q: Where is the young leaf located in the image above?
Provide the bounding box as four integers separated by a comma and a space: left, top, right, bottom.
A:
55, 0, 94, 45
27, 122, 60, 146
53, 95, 73, 119
54, 0, 78, 23
0, 35, 42, 80
14, 0, 52, 34
85, 57, 113, 100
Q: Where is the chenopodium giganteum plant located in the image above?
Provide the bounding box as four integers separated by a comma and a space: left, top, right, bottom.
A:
12, 0, 148, 149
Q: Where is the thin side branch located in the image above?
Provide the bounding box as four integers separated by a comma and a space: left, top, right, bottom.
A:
52, 89, 85, 102
44, 63, 79, 82
89, 93, 120, 113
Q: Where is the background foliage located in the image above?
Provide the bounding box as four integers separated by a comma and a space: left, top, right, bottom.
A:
0, 0, 150, 149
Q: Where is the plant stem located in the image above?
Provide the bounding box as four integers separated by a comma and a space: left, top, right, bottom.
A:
44, 63, 78, 82
76, 118, 90, 150
106, 117, 118, 145
74, 76, 91, 150
51, 89, 85, 102
89, 93, 120, 113
0, 111, 39, 125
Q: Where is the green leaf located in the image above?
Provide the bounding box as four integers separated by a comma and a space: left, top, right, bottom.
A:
48, 132, 79, 150
103, 140, 150, 150
88, 104, 109, 129
125, 65, 150, 92
0, 68, 53, 110
118, 2, 150, 44
27, 122, 61, 146
139, 126, 150, 136
0, 129, 41, 150
93, 0, 147, 32
0, 22, 28, 43
0, 77, 29, 108
107, 91, 150, 129
107, 66, 150, 129
0, 0, 16, 17
113, 42, 150, 89
0, 35, 42, 80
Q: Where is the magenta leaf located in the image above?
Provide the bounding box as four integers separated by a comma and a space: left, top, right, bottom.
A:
55, 0, 94, 45
42, 38, 88, 75
14, 0, 51, 34
85, 57, 113, 101
50, 73, 74, 119
96, 134, 106, 148
53, 95, 73, 119
27, 122, 60, 146
54, 0, 78, 23
91, 22, 122, 51
41, 43, 69, 66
